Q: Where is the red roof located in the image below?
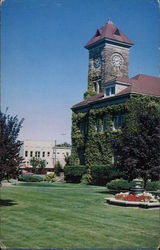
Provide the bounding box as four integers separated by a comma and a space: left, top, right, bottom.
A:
72, 74, 160, 110
72, 92, 104, 109
85, 19, 133, 49
117, 74, 160, 96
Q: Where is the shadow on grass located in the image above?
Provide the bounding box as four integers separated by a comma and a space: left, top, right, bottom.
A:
0, 199, 17, 207
96, 190, 119, 195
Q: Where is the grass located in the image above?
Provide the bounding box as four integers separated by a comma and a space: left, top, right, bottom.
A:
0, 182, 159, 249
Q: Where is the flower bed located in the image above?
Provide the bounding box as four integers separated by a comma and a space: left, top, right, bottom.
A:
115, 192, 158, 203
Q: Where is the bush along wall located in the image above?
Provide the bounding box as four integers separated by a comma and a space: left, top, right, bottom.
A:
18, 175, 43, 182
64, 165, 87, 183
89, 165, 125, 186
107, 179, 160, 192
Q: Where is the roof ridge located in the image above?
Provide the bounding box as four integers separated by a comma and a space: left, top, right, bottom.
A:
131, 74, 160, 80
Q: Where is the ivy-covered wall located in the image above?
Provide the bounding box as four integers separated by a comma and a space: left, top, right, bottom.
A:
71, 95, 160, 167
71, 102, 126, 167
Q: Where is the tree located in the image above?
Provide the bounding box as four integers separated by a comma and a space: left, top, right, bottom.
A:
113, 97, 160, 188
39, 159, 47, 172
0, 110, 24, 183
56, 142, 71, 148
29, 158, 47, 174
54, 161, 63, 176
64, 152, 71, 166
29, 157, 40, 174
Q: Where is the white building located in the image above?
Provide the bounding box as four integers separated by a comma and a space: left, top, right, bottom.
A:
53, 146, 71, 167
21, 140, 71, 172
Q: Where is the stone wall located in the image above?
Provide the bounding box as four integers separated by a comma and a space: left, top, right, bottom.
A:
87, 42, 129, 91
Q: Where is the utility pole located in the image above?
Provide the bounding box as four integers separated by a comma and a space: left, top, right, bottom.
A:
54, 140, 56, 166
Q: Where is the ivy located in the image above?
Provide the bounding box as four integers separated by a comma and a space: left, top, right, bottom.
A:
70, 102, 126, 166
71, 95, 160, 168
84, 72, 97, 100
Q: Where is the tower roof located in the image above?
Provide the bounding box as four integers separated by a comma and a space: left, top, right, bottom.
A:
85, 19, 133, 49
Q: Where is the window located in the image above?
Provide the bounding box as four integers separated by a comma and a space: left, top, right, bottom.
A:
30, 151, 33, 157
93, 82, 100, 94
106, 88, 110, 96
79, 120, 88, 135
35, 151, 40, 157
95, 29, 101, 37
95, 117, 102, 132
47, 152, 50, 157
114, 28, 120, 36
113, 115, 125, 130
42, 151, 45, 157
103, 116, 107, 131
105, 85, 116, 96
79, 122, 84, 134
25, 151, 28, 157
112, 153, 118, 166
111, 86, 115, 95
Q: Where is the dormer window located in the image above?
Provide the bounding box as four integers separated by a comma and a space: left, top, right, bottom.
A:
104, 79, 131, 98
111, 86, 115, 95
114, 28, 120, 36
95, 29, 101, 37
105, 85, 115, 96
106, 88, 110, 96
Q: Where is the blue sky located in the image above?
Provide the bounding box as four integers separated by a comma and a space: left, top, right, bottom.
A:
1, 0, 159, 144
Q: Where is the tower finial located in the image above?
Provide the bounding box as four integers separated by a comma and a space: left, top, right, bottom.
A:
107, 18, 113, 24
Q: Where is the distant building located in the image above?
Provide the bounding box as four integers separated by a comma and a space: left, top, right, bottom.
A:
53, 146, 71, 167
20, 140, 71, 173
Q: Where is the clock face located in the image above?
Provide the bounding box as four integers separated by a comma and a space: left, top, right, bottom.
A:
112, 53, 123, 67
94, 57, 101, 68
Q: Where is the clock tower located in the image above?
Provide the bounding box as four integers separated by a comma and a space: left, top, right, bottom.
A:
85, 19, 133, 94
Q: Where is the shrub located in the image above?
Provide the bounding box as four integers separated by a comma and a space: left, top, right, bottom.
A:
81, 169, 92, 185
44, 172, 56, 182
80, 174, 88, 184
64, 165, 87, 183
145, 181, 160, 191
90, 165, 125, 186
18, 175, 43, 182
107, 179, 160, 191
54, 161, 63, 176
107, 178, 134, 190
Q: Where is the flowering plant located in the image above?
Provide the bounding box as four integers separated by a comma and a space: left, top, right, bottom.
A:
115, 192, 156, 202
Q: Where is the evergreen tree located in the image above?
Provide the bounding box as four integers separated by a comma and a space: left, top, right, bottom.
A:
0, 110, 24, 183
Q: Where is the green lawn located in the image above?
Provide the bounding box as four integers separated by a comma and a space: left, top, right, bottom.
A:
0, 182, 159, 249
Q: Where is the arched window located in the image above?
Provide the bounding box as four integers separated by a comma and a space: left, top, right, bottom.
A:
93, 82, 99, 94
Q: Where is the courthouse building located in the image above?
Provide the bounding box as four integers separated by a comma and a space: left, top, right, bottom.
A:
71, 19, 160, 166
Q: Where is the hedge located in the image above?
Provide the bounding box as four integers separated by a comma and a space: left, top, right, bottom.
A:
90, 165, 125, 186
64, 165, 87, 183
107, 179, 160, 191
18, 175, 43, 182
107, 178, 134, 190
145, 181, 160, 191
